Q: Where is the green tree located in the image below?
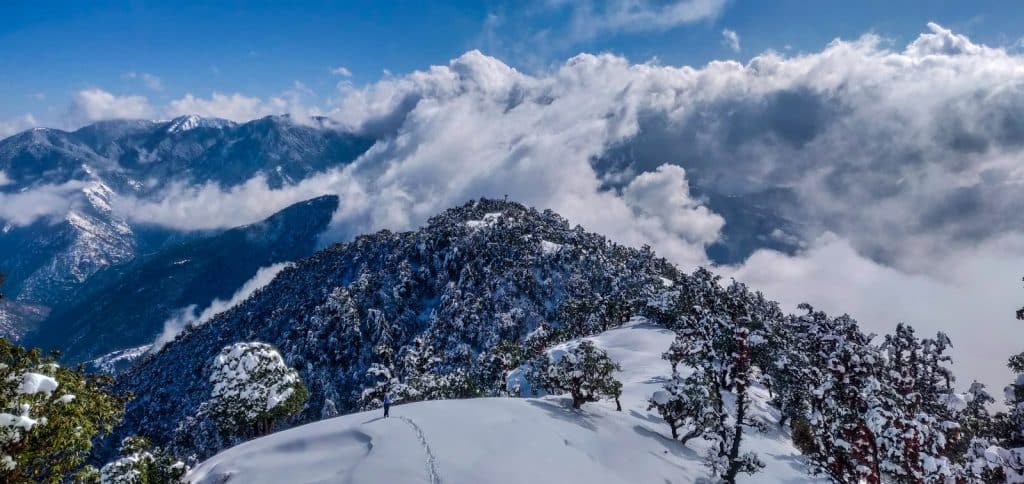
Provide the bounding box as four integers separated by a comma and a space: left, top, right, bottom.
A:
202, 342, 308, 439
0, 339, 125, 483
539, 340, 622, 410
99, 436, 187, 484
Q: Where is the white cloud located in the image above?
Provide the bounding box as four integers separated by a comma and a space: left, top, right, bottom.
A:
721, 28, 740, 52
151, 262, 292, 352
561, 0, 728, 42
0, 181, 86, 226
65, 89, 155, 127
165, 82, 323, 123
0, 171, 11, 187
622, 164, 724, 246
0, 114, 37, 138
332, 66, 352, 77
123, 71, 164, 91
166, 92, 284, 122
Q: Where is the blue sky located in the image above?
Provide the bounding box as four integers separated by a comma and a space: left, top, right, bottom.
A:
2, 0, 1023, 125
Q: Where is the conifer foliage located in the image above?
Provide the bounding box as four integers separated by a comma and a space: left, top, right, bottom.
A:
96, 436, 186, 484
0, 338, 124, 483
198, 342, 308, 440
649, 273, 775, 483
537, 340, 623, 410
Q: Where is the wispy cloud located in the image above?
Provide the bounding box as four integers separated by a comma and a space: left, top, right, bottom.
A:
478, 0, 729, 67
331, 66, 352, 77
122, 71, 164, 91
0, 114, 37, 138
151, 262, 292, 352
721, 28, 740, 51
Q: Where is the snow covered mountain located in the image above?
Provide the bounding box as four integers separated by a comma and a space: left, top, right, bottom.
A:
112, 198, 681, 460
22, 195, 340, 364
99, 198, 982, 482
0, 116, 373, 338
186, 321, 818, 484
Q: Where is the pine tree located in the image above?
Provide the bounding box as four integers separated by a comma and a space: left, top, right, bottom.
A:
0, 339, 124, 483
648, 367, 713, 442
539, 340, 622, 409
765, 304, 820, 429
651, 279, 773, 483
796, 310, 886, 484
875, 324, 962, 481
476, 340, 524, 396
98, 436, 186, 484
201, 342, 308, 439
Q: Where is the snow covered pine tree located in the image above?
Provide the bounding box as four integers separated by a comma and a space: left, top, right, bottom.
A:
0, 337, 124, 482
199, 342, 308, 439
652, 277, 773, 483
97, 436, 186, 484
539, 340, 623, 410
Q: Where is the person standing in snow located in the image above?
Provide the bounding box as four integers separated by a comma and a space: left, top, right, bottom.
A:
383, 393, 392, 418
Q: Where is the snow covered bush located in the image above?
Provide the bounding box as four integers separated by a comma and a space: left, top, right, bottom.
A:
648, 368, 713, 443
202, 342, 307, 438
0, 338, 124, 482
98, 436, 186, 484
537, 340, 622, 410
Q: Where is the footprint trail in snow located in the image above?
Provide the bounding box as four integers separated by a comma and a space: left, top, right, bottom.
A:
397, 416, 442, 484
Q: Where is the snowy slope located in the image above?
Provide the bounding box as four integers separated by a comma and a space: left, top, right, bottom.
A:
188, 320, 819, 483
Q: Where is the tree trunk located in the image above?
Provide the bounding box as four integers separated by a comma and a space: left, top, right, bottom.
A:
722, 387, 747, 484
679, 427, 701, 445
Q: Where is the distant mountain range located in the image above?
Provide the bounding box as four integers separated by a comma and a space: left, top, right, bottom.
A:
23, 195, 339, 364
0, 115, 373, 338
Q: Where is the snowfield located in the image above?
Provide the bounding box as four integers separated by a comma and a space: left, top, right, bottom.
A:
188, 320, 820, 483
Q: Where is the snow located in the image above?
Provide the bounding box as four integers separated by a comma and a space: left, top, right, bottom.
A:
90, 344, 152, 373
189, 320, 820, 483
464, 212, 503, 229
0, 412, 38, 430
17, 372, 58, 396
208, 342, 300, 419
540, 240, 562, 255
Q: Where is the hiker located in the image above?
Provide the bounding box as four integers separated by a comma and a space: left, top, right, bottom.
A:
383, 393, 392, 418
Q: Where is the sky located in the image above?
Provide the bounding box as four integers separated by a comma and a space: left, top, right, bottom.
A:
3, 1, 1024, 394
3, 0, 1024, 129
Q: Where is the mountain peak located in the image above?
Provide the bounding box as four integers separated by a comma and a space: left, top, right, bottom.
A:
164, 115, 235, 133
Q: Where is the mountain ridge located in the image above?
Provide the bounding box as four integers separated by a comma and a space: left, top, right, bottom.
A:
23, 194, 340, 364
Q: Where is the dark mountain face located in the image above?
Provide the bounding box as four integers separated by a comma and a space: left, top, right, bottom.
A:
22, 195, 340, 364
112, 198, 681, 459
0, 116, 374, 338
